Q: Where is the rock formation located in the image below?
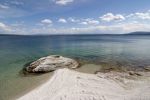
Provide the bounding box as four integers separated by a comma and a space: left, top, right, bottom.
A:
26, 55, 79, 73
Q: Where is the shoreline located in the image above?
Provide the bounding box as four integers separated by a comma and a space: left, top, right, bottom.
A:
18, 67, 150, 100
12, 72, 54, 100
14, 64, 99, 100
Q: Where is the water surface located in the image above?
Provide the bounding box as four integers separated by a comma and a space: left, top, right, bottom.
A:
1, 34, 150, 100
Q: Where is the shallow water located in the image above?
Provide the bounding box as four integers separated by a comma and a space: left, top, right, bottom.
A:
1, 34, 150, 100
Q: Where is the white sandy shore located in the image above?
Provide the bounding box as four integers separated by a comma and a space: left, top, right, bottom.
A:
18, 68, 150, 100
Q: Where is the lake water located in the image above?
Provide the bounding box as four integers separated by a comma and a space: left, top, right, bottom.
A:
1, 34, 150, 100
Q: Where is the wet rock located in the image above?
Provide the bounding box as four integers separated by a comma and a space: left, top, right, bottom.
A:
25, 55, 79, 73
144, 66, 150, 71
128, 71, 142, 76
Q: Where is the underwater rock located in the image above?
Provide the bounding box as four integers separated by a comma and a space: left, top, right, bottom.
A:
26, 55, 79, 73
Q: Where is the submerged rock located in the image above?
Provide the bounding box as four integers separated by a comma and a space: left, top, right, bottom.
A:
25, 55, 79, 73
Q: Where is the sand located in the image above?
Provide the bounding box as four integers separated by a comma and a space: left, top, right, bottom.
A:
18, 68, 150, 100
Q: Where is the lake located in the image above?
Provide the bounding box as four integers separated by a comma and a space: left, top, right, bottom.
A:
0, 34, 150, 100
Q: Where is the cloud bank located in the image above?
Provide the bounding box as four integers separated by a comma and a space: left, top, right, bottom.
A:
1, 9, 150, 35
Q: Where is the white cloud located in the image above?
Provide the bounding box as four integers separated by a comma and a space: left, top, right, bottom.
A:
0, 4, 9, 9
30, 21, 150, 35
0, 22, 12, 32
54, 0, 74, 5
68, 18, 99, 25
80, 22, 88, 25
58, 18, 67, 23
88, 20, 99, 25
80, 18, 99, 25
2, 10, 150, 35
41, 19, 52, 24
0, 22, 6, 28
91, 23, 147, 33
2, 22, 150, 35
68, 17, 79, 23
118, 22, 150, 33
100, 13, 125, 22
85, 18, 99, 25
127, 11, 150, 20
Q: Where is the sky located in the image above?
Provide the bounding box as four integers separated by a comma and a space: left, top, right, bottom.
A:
0, 0, 150, 35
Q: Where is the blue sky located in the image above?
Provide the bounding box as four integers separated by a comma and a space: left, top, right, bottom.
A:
0, 0, 150, 35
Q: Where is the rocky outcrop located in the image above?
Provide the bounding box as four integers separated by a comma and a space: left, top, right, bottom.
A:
25, 55, 79, 73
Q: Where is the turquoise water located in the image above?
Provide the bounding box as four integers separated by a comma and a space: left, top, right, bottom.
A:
1, 34, 150, 100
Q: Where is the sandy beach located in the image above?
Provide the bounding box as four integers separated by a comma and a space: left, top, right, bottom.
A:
18, 68, 150, 100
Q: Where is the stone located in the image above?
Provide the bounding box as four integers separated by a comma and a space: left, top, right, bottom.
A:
128, 71, 142, 76
144, 66, 150, 71
26, 55, 79, 73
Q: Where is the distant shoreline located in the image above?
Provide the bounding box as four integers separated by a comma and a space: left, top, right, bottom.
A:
1, 31, 150, 36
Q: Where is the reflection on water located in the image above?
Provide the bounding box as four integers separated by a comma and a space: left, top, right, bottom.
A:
0, 35, 150, 100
